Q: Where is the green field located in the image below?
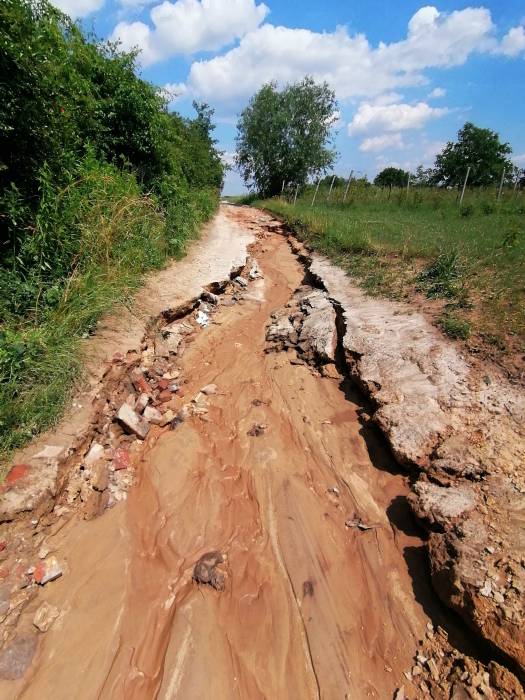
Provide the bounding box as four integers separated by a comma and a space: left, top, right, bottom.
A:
257, 184, 524, 362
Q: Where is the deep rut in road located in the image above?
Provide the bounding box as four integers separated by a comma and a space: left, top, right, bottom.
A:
0, 207, 502, 699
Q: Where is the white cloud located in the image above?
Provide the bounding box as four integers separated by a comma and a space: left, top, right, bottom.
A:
514, 153, 525, 165
186, 6, 503, 103
496, 26, 525, 57
118, 0, 157, 7
160, 82, 188, 105
428, 87, 446, 98
348, 101, 448, 136
111, 0, 269, 66
50, 0, 104, 18
359, 133, 405, 153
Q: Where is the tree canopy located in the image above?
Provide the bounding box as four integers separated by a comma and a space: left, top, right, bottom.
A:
235, 77, 338, 197
374, 167, 410, 188
432, 122, 513, 187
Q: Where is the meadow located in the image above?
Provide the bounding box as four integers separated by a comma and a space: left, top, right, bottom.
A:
258, 183, 524, 366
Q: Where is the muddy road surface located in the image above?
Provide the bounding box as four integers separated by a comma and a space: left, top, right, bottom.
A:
0, 206, 518, 699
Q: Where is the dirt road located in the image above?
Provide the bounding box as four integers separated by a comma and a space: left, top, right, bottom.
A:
1, 205, 521, 699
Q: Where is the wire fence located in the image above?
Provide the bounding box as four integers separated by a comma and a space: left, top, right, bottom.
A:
279, 171, 525, 212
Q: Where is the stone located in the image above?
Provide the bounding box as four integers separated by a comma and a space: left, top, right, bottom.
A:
84, 442, 104, 466
0, 635, 38, 680
33, 556, 62, 585
129, 368, 151, 395
193, 551, 225, 591
394, 687, 405, 700
143, 406, 163, 425
135, 393, 150, 414
33, 602, 59, 632
159, 410, 175, 427
33, 445, 65, 461
117, 404, 150, 440
88, 462, 109, 492
247, 423, 267, 437
234, 276, 248, 288
201, 384, 218, 395
196, 310, 209, 327
82, 488, 109, 520
202, 291, 219, 305
113, 447, 131, 471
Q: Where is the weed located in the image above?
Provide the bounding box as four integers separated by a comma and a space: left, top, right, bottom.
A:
416, 250, 466, 300
438, 313, 471, 340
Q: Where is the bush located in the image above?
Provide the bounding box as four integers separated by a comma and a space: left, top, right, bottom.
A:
438, 313, 471, 340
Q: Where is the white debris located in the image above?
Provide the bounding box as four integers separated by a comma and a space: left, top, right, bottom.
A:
196, 310, 209, 327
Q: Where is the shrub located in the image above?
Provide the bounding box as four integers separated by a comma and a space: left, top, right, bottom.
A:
438, 313, 471, 340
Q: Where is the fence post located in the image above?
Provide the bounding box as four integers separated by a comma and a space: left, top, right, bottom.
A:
343, 170, 354, 203
327, 175, 336, 202
497, 167, 506, 202
514, 173, 520, 195
459, 166, 471, 206
406, 172, 411, 195
293, 184, 299, 206
311, 179, 320, 207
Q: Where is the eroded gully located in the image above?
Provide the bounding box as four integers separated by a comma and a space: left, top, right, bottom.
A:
5, 206, 439, 699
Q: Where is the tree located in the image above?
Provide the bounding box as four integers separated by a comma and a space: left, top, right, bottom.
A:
432, 122, 513, 187
374, 167, 410, 188
413, 165, 433, 187
235, 77, 338, 196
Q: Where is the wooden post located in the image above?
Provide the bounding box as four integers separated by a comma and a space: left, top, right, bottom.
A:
514, 173, 520, 195
343, 170, 354, 203
281, 180, 285, 196
311, 179, 321, 207
406, 172, 411, 195
293, 184, 299, 206
497, 167, 506, 202
459, 166, 471, 206
327, 175, 336, 201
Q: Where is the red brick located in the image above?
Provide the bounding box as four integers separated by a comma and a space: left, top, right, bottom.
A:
130, 368, 151, 395
157, 378, 170, 391
5, 464, 31, 488
158, 390, 172, 403
113, 448, 131, 471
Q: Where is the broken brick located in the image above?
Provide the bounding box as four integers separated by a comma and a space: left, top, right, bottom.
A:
113, 448, 131, 471
33, 556, 62, 585
129, 368, 151, 395
5, 464, 31, 488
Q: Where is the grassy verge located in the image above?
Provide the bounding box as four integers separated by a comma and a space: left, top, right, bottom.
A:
0, 157, 217, 465
256, 186, 524, 371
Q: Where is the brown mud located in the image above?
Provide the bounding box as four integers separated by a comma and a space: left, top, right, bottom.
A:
0, 205, 522, 699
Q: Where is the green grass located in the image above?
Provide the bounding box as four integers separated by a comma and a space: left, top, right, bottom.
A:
256, 185, 524, 359
0, 161, 217, 468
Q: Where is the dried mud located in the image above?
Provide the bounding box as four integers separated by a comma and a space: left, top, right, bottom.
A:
0, 205, 523, 699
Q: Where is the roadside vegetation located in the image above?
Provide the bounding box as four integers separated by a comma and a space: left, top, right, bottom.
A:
258, 184, 524, 366
0, 0, 223, 460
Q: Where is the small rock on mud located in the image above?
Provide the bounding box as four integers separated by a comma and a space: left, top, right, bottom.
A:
33, 602, 59, 632
0, 635, 38, 680
193, 551, 226, 591
247, 423, 267, 437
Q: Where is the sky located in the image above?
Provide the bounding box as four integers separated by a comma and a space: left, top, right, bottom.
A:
52, 0, 525, 194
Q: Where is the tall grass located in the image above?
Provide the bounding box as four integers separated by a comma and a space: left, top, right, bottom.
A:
258, 184, 524, 355
0, 155, 216, 461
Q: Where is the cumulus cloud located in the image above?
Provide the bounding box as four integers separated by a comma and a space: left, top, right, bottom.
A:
359, 133, 405, 153
185, 6, 504, 103
428, 87, 446, 98
111, 0, 268, 65
514, 153, 525, 165
496, 26, 525, 57
348, 101, 448, 136
50, 0, 104, 18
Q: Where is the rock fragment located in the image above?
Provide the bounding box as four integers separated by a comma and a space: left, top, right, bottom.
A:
247, 423, 267, 437
117, 404, 150, 440
143, 406, 163, 425
193, 551, 226, 591
33, 556, 62, 585
234, 276, 248, 288
33, 602, 59, 632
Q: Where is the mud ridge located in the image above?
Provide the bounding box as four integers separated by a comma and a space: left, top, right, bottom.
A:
269, 216, 525, 697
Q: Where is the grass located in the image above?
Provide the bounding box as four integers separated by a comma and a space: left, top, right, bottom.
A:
256, 184, 524, 365
0, 162, 216, 469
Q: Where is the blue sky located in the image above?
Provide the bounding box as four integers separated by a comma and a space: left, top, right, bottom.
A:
54, 0, 525, 193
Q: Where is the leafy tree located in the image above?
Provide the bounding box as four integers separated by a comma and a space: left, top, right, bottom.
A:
236, 77, 338, 196
374, 167, 410, 188
432, 122, 513, 187
412, 165, 433, 187
319, 175, 347, 188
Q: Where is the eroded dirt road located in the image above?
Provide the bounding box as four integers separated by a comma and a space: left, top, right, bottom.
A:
0, 206, 434, 699
2, 205, 522, 700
